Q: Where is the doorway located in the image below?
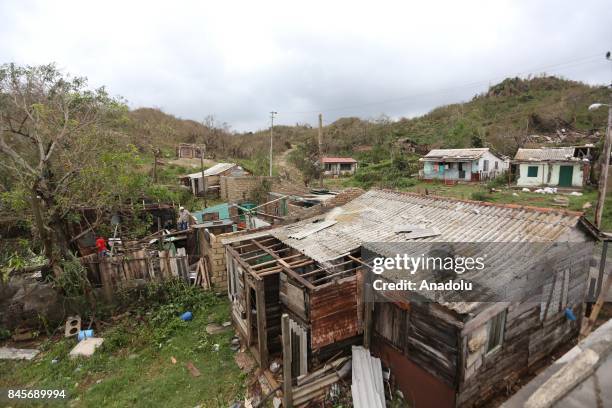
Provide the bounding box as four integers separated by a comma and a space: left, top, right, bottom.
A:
559, 166, 573, 187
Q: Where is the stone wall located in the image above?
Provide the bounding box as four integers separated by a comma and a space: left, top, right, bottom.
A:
199, 228, 271, 290
220, 176, 276, 203
199, 229, 228, 289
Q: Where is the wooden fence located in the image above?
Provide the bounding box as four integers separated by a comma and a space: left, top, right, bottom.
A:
80, 249, 190, 300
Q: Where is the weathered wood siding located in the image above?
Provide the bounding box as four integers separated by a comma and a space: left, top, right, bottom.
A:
372, 301, 461, 386
457, 252, 590, 407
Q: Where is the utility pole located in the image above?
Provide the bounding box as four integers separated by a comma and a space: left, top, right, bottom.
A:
269, 111, 277, 177
594, 52, 612, 229
152, 147, 159, 183
318, 113, 324, 187
200, 144, 207, 207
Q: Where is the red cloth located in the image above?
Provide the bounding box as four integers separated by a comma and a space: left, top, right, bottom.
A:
95, 238, 107, 253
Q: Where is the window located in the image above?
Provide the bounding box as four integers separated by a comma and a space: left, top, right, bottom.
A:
540, 268, 570, 321
495, 161, 499, 170
486, 310, 506, 353
340, 163, 353, 171
325, 163, 333, 171
527, 166, 539, 177
483, 160, 489, 171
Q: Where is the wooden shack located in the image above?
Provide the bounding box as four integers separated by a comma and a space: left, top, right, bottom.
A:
176, 143, 205, 159
222, 190, 600, 407
179, 163, 249, 197
224, 233, 363, 370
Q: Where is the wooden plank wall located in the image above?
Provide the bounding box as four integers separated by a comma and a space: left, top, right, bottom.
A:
80, 250, 190, 300
456, 253, 590, 407
373, 301, 460, 387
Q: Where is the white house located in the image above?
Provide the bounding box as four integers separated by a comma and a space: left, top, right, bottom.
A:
513, 147, 589, 189
419, 148, 508, 182
321, 157, 358, 176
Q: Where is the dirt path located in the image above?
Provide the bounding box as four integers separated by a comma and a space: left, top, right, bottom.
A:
275, 148, 302, 182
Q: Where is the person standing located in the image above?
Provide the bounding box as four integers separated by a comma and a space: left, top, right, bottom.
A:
178, 206, 191, 230
95, 236, 109, 257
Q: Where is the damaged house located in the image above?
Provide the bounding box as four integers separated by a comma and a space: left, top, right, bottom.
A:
513, 147, 590, 188
180, 163, 249, 197
222, 189, 599, 407
176, 143, 206, 159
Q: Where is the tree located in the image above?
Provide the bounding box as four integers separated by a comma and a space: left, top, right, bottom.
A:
0, 63, 129, 274
288, 139, 321, 186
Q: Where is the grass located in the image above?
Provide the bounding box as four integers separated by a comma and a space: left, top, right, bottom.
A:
0, 282, 245, 408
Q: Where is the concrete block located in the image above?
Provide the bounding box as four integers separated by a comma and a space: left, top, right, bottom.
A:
0, 347, 39, 360
69, 337, 104, 358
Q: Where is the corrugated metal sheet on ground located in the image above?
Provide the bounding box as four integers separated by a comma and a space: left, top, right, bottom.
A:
352, 346, 386, 408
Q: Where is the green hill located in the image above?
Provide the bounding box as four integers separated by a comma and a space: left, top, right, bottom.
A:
123, 76, 609, 160
391, 76, 609, 155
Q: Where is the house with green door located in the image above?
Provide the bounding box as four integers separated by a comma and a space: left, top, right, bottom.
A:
513, 147, 590, 189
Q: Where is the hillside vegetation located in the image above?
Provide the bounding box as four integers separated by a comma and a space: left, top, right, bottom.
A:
125, 76, 610, 161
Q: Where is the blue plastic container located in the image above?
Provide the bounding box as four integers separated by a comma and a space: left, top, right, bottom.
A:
78, 329, 94, 341
180, 311, 193, 321
564, 308, 577, 321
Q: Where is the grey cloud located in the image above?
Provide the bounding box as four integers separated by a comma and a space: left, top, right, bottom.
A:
1, 0, 611, 132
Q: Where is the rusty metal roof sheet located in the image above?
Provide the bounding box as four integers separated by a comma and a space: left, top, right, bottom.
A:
514, 147, 577, 162
268, 189, 583, 263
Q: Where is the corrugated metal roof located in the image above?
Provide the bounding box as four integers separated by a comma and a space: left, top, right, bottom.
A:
267, 189, 583, 263
185, 162, 239, 178
514, 147, 577, 162
321, 157, 358, 163
226, 190, 589, 315
423, 148, 490, 160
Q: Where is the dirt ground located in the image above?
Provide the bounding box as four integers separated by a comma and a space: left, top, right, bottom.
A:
166, 157, 218, 169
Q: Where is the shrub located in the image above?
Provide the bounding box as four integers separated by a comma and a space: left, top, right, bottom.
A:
486, 173, 509, 189
471, 191, 491, 201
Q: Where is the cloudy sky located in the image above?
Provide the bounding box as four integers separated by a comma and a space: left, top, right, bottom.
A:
1, 0, 611, 131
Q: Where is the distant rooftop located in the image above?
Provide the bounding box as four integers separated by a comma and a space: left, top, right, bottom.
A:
321, 157, 357, 164
422, 148, 492, 161
514, 147, 578, 162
